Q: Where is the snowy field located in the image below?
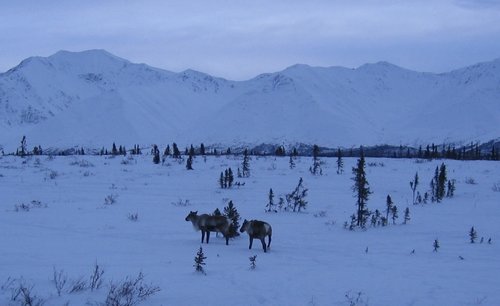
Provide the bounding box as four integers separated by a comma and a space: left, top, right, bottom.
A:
0, 154, 499, 306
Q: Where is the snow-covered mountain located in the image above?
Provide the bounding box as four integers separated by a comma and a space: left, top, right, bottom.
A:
0, 49, 499, 150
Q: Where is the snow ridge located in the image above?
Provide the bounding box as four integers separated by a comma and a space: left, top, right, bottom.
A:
0, 50, 499, 149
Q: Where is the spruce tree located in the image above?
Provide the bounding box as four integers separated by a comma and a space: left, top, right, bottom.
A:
437, 163, 447, 202
403, 207, 410, 224
430, 166, 439, 202
309, 145, 322, 175
410, 172, 419, 205
200, 143, 205, 156
385, 195, 393, 221
223, 200, 240, 237
189, 144, 195, 157
227, 168, 234, 188
336, 148, 344, 174
249, 255, 257, 270
351, 149, 371, 228
19, 136, 27, 157
112, 142, 118, 155
266, 188, 276, 212
219, 172, 224, 189
469, 226, 477, 243
242, 149, 250, 177
186, 151, 194, 170
172, 143, 180, 159
193, 247, 207, 274
289, 154, 296, 169
391, 205, 398, 225
433, 239, 440, 252
446, 179, 455, 198
213, 208, 221, 216
152, 145, 160, 164
286, 177, 308, 212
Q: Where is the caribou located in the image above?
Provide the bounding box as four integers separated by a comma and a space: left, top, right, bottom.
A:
239, 219, 272, 252
185, 211, 230, 245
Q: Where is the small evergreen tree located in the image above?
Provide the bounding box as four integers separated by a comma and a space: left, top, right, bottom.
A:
223, 200, 240, 237
352, 149, 371, 228
19, 136, 27, 157
469, 226, 477, 243
200, 143, 206, 155
219, 172, 224, 189
249, 255, 257, 270
385, 195, 393, 221
112, 142, 118, 155
410, 172, 419, 205
446, 179, 455, 198
242, 149, 250, 177
266, 188, 276, 212
152, 145, 160, 164
336, 148, 344, 174
380, 216, 388, 227
309, 145, 322, 175
186, 151, 194, 170
278, 197, 285, 212
172, 143, 181, 159
164, 145, 171, 157
286, 177, 308, 212
391, 205, 398, 225
433, 239, 440, 252
437, 163, 447, 202
430, 166, 439, 202
403, 207, 410, 224
289, 154, 296, 169
227, 168, 234, 188
193, 247, 207, 274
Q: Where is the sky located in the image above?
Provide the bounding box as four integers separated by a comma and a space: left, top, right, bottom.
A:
1, 0, 500, 80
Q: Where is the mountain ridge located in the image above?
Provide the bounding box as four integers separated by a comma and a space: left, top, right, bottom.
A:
0, 49, 499, 150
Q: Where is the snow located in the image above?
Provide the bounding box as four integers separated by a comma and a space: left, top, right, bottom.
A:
0, 50, 499, 150
0, 154, 499, 305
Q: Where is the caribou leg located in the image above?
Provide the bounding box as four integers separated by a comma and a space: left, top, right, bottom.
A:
249, 237, 253, 249
206, 231, 210, 243
261, 238, 267, 252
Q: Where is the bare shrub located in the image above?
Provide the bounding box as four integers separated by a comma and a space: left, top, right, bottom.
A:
465, 177, 477, 185
344, 291, 368, 306
313, 211, 327, 218
52, 267, 67, 297
104, 272, 160, 306
89, 262, 104, 291
70, 159, 94, 167
14, 201, 46, 212
128, 213, 139, 222
121, 156, 136, 165
171, 199, 190, 207
47, 170, 58, 180
69, 277, 87, 293
104, 194, 118, 206
10, 279, 45, 306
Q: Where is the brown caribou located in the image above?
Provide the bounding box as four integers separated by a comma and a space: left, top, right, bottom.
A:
185, 211, 230, 245
239, 219, 272, 252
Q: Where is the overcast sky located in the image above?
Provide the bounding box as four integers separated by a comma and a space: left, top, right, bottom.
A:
1, 0, 500, 80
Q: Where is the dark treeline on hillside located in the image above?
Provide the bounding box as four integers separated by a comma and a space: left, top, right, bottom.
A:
4, 136, 500, 161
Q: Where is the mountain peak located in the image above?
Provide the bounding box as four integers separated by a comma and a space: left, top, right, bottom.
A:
49, 49, 129, 63
357, 61, 406, 72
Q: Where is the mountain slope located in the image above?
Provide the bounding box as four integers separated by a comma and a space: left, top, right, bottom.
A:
0, 50, 499, 150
